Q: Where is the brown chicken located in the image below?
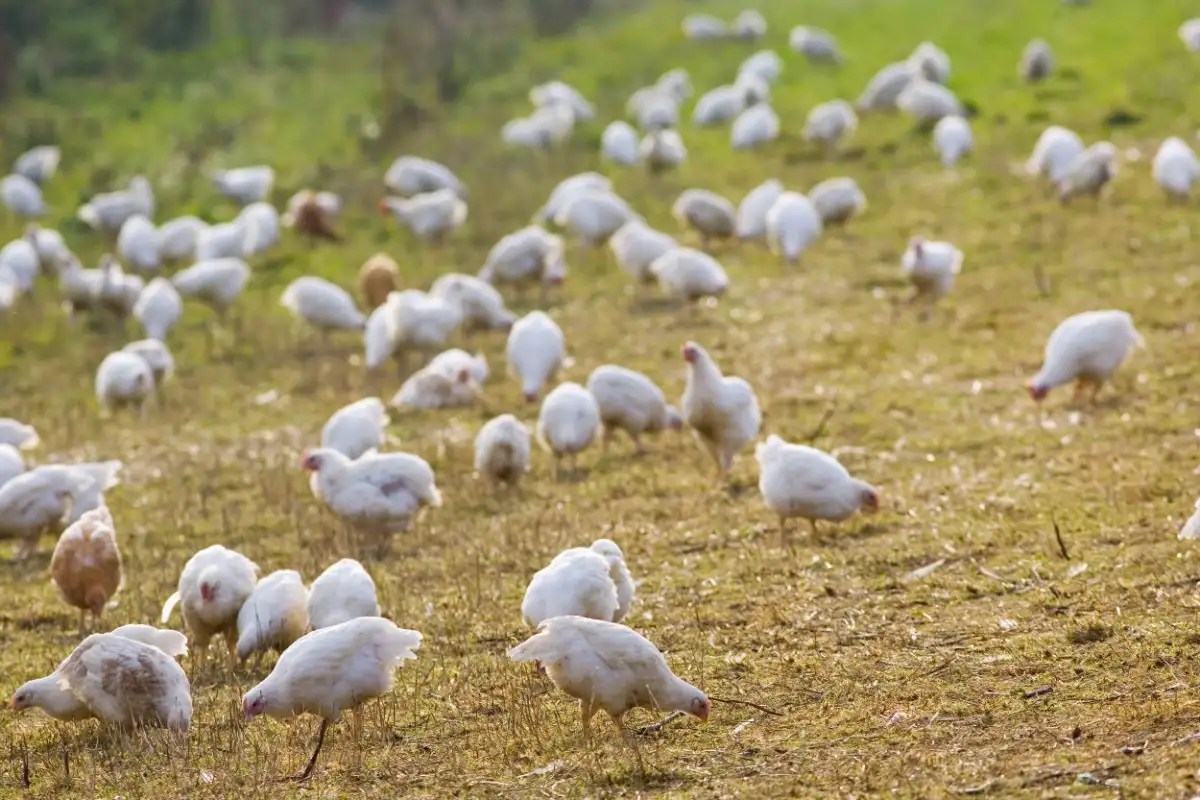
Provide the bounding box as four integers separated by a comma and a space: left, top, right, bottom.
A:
282, 189, 342, 241
358, 253, 401, 310
50, 506, 123, 634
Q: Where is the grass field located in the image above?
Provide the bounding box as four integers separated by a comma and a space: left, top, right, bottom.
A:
4, 0, 1200, 796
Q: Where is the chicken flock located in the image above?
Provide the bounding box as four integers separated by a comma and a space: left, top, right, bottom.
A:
0, 2, 1187, 786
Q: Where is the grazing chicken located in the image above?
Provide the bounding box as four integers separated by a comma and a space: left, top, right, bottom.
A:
934, 116, 973, 166
537, 172, 611, 224
27, 225, 71, 273
107, 625, 188, 658
1020, 39, 1054, 82
0, 464, 110, 558
672, 189, 736, 245
78, 176, 154, 236
63, 461, 123, 526
0, 236, 39, 291
97, 257, 145, 319
51, 506, 122, 633
522, 539, 635, 628
363, 302, 396, 371
429, 348, 489, 385
1027, 310, 1143, 403
736, 180, 784, 241
897, 79, 962, 124
681, 341, 762, 476
1026, 126, 1084, 184
133, 277, 182, 341
804, 100, 857, 150
731, 104, 780, 150
358, 253, 400, 310
479, 226, 565, 288
738, 48, 781, 83
609, 221, 678, 284
1, 174, 44, 217
474, 414, 532, 485
283, 189, 341, 240
766, 192, 823, 263
172, 258, 250, 314
116, 215, 160, 274
237, 570, 310, 663
809, 178, 866, 226
503, 108, 574, 149
638, 129, 688, 171
431, 273, 518, 330
14, 145, 60, 184
1058, 142, 1117, 203
379, 189, 467, 241
303, 448, 442, 538
322, 397, 389, 460
281, 277, 365, 333
909, 41, 951, 83
1153, 137, 1200, 199
243, 617, 422, 779
385, 289, 463, 360
602, 122, 640, 166
856, 62, 916, 112
530, 80, 595, 121
391, 363, 479, 410
509, 616, 708, 766
308, 559, 381, 630
902, 237, 963, 304
537, 382, 601, 476
213, 165, 274, 206
649, 248, 729, 303
0, 444, 23, 488
95, 351, 155, 412
239, 201, 281, 256
123, 339, 174, 386
587, 366, 682, 454
554, 191, 639, 246
507, 311, 566, 402
384, 156, 466, 198
11, 633, 191, 731
0, 418, 38, 450
683, 14, 727, 40
160, 544, 259, 668
194, 219, 249, 261
693, 85, 747, 127
158, 216, 207, 263
756, 436, 880, 537
791, 26, 842, 64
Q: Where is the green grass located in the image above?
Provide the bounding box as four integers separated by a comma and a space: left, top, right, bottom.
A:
4, 0, 1200, 796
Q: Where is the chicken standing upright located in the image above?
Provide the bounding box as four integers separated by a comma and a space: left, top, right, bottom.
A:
308, 559, 381, 630
1027, 310, 1143, 403
133, 277, 182, 341
586, 365, 681, 454
160, 544, 259, 669
521, 539, 635, 627
236, 570, 310, 663
756, 436, 880, 537
537, 382, 601, 477
358, 253, 400, 310
243, 617, 422, 779
902, 237, 962, 304
50, 506, 123, 633
321, 397, 389, 460
681, 341, 761, 477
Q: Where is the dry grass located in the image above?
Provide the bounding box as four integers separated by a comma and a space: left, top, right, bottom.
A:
3, 0, 1200, 797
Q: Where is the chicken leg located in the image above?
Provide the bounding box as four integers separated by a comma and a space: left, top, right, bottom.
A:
610, 712, 645, 775
296, 718, 329, 781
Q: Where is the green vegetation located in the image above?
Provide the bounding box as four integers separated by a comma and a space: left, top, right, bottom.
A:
3, 0, 1200, 796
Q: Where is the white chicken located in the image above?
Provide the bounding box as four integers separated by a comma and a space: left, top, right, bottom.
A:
509, 616, 708, 764
602, 121, 640, 166
502, 109, 573, 150
856, 62, 916, 112
11, 633, 192, 731
736, 179, 784, 241
804, 100, 857, 150
157, 216, 208, 263
133, 277, 183, 341
0, 236, 39, 292
123, 338, 174, 386
1027, 310, 1143, 403
933, 116, 973, 166
809, 177, 866, 226
537, 382, 601, 476
236, 569, 310, 663
116, 215, 160, 274
683, 14, 727, 40
212, 165, 274, 206
738, 48, 782, 83
281, 276, 365, 333
431, 273, 518, 330
530, 80, 595, 121
555, 190, 640, 247
1020, 39, 1054, 82
1152, 137, 1200, 199
0, 418, 38, 450
303, 448, 442, 538
681, 341, 761, 476
384, 289, 463, 360
649, 248, 729, 302
732, 9, 767, 40
506, 311, 566, 402
1026, 125, 1085, 184
609, 221, 678, 284
766, 192, 823, 263
97, 257, 145, 318
14, 145, 60, 185
171, 258, 250, 314
672, 189, 736, 245
27, 225, 71, 273
521, 539, 635, 627
478, 226, 565, 288
78, 176, 154, 235
0, 444, 23, 488
429, 348, 489, 385
62, 461, 123, 526
363, 302, 396, 371
1056, 142, 1118, 203
902, 237, 963, 303
391, 363, 479, 410
897, 79, 962, 124
909, 41, 951, 83
1, 174, 45, 217
242, 617, 421, 779
384, 156, 466, 198
0, 464, 117, 558
756, 436, 880, 536
474, 414, 532, 485
95, 350, 155, 412
160, 544, 259, 668
731, 103, 780, 150
107, 625, 188, 658
638, 128, 688, 171
239, 201, 281, 256
308, 559, 381, 630
379, 189, 467, 241
321, 397, 389, 460
790, 27, 842, 64
1178, 499, 1200, 541
537, 172, 611, 224
587, 365, 681, 454
692, 85, 747, 127
633, 91, 679, 132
